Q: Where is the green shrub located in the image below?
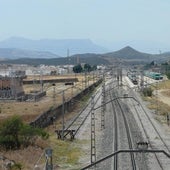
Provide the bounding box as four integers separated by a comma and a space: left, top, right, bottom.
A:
0, 115, 48, 150
142, 87, 153, 97
166, 72, 170, 79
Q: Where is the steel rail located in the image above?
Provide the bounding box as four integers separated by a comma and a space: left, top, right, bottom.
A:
116, 97, 137, 170
133, 101, 163, 169
131, 90, 170, 153
139, 103, 170, 153
63, 88, 101, 137
109, 90, 118, 170
81, 149, 170, 170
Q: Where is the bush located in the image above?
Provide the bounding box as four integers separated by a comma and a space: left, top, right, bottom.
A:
142, 87, 153, 97
166, 72, 170, 79
0, 115, 48, 150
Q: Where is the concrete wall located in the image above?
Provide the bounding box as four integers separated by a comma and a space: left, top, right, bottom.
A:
29, 79, 102, 128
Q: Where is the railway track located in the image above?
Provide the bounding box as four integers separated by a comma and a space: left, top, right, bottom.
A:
109, 89, 118, 170
106, 85, 137, 170
133, 101, 164, 169
127, 89, 170, 169
82, 77, 170, 170
116, 96, 137, 170
63, 88, 101, 138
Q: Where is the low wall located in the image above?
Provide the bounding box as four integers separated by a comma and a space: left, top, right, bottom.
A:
29, 79, 102, 128
23, 78, 78, 85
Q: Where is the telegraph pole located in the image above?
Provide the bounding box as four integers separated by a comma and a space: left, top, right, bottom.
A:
140, 71, 144, 91
85, 71, 87, 89
91, 95, 96, 164
101, 73, 105, 130
62, 91, 65, 140
52, 84, 56, 106
40, 69, 43, 92
156, 82, 158, 114
67, 49, 70, 74
45, 148, 53, 170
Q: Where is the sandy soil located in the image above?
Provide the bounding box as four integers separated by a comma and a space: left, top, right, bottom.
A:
157, 89, 170, 106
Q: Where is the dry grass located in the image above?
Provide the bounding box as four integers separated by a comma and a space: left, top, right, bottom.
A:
1, 145, 47, 170
161, 89, 170, 97
157, 79, 170, 89
145, 96, 170, 116
0, 81, 96, 170
49, 135, 82, 169
0, 95, 89, 170
143, 79, 170, 115
0, 74, 96, 123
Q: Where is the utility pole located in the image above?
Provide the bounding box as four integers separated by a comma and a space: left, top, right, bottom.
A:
40, 69, 43, 92
62, 91, 65, 140
67, 49, 70, 74
91, 95, 96, 164
101, 73, 105, 130
93, 71, 95, 84
120, 67, 122, 86
156, 82, 158, 114
117, 68, 120, 87
71, 85, 73, 98
140, 71, 144, 91
52, 84, 56, 106
45, 148, 53, 170
85, 71, 87, 89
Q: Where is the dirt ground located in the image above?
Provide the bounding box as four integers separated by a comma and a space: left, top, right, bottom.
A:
0, 74, 96, 123
0, 73, 100, 169
157, 89, 170, 106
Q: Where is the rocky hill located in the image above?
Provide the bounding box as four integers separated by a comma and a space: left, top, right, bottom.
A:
104, 46, 152, 59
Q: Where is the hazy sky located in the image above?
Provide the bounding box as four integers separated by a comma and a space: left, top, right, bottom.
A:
0, 0, 170, 53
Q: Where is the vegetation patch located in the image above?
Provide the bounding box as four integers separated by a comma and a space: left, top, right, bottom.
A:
144, 97, 170, 116
49, 135, 82, 169
142, 87, 153, 97
0, 115, 48, 150
156, 80, 170, 89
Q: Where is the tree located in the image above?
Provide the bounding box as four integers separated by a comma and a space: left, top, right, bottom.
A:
142, 87, 153, 97
0, 116, 23, 149
73, 64, 83, 73
166, 72, 170, 79
92, 65, 97, 71
84, 63, 91, 72
0, 115, 48, 150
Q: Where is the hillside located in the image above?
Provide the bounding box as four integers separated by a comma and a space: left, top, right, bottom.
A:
0, 48, 60, 59
0, 37, 107, 56
0, 46, 169, 66
0, 54, 110, 66
105, 46, 152, 59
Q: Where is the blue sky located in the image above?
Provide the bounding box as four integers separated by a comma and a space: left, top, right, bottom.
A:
0, 0, 170, 53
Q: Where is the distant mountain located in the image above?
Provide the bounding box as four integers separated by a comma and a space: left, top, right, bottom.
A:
0, 53, 110, 66
104, 46, 152, 59
161, 51, 170, 55
0, 37, 108, 56
0, 46, 169, 66
0, 48, 60, 59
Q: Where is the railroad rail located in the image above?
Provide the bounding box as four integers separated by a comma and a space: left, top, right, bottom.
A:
56, 88, 101, 139
81, 149, 170, 170
133, 102, 164, 169
109, 88, 118, 169
123, 87, 170, 169
116, 94, 137, 170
